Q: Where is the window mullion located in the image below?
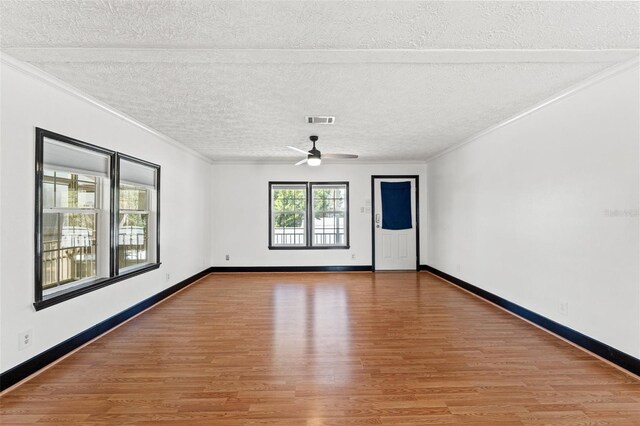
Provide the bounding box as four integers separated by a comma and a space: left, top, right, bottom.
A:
56, 212, 62, 287
307, 183, 311, 247
111, 152, 119, 277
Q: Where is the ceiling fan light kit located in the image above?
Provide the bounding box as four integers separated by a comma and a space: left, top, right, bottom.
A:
287, 135, 358, 167
307, 157, 321, 166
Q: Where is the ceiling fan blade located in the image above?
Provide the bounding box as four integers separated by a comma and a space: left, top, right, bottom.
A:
287, 146, 309, 155
294, 158, 308, 166
322, 153, 358, 159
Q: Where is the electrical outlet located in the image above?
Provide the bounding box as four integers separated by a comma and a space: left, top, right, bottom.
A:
166, 273, 171, 282
351, 253, 356, 260
559, 301, 569, 316
360, 207, 365, 213
225, 254, 230, 261
19, 329, 32, 350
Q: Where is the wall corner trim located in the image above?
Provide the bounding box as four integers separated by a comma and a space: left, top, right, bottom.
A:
0, 52, 212, 164
419, 265, 640, 377
425, 56, 640, 163
0, 268, 211, 394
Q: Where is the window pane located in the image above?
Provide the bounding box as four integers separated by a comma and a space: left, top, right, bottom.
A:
120, 184, 148, 211
77, 179, 97, 208
273, 187, 306, 214
42, 213, 60, 288
118, 158, 158, 271
312, 184, 347, 247
45, 171, 97, 209
43, 180, 55, 209
294, 198, 305, 211
42, 212, 97, 292
272, 185, 307, 246
118, 213, 149, 268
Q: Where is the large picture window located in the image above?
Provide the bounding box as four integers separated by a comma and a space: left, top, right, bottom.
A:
269, 181, 349, 249
35, 128, 160, 310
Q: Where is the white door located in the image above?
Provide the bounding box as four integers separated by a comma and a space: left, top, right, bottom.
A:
373, 177, 417, 270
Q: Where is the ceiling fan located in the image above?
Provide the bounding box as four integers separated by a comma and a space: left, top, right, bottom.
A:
287, 135, 358, 166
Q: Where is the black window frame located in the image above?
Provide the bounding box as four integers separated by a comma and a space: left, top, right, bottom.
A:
268, 181, 350, 250
116, 153, 161, 274
34, 128, 161, 311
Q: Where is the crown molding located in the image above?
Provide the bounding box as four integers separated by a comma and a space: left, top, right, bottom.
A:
426, 55, 640, 163
0, 52, 213, 164
209, 159, 428, 166
3, 48, 638, 65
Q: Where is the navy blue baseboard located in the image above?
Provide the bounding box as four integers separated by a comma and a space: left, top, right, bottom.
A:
420, 264, 640, 377
0, 268, 210, 392
210, 265, 372, 273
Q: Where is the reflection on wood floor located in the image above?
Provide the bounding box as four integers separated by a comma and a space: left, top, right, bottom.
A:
2, 272, 639, 424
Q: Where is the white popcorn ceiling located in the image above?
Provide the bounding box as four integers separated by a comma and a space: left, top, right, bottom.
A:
1, 1, 638, 162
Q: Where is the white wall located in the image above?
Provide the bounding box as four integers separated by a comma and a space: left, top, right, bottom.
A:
426, 62, 640, 357
211, 163, 427, 267
0, 57, 212, 373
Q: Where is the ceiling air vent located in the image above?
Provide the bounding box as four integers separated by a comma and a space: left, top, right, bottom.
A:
306, 116, 335, 125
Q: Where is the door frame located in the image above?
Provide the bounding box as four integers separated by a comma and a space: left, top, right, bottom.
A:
370, 175, 420, 272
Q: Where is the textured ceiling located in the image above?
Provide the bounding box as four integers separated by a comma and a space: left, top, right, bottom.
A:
1, 1, 638, 162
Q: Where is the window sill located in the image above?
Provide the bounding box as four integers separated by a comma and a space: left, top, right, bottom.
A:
268, 245, 350, 250
34, 263, 161, 311
119, 262, 155, 275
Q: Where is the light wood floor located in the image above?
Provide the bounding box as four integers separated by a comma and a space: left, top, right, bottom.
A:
1, 272, 639, 425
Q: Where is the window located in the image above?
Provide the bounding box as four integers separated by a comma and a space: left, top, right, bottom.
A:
269, 182, 349, 249
42, 171, 101, 295
118, 156, 159, 272
35, 128, 160, 310
311, 183, 347, 247
271, 183, 307, 247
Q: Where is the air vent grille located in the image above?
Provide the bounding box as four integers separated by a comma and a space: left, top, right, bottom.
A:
306, 116, 335, 124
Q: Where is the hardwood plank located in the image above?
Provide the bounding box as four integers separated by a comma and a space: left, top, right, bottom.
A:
1, 272, 639, 424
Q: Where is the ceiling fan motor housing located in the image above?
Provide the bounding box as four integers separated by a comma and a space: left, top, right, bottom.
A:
309, 135, 321, 158
288, 135, 357, 166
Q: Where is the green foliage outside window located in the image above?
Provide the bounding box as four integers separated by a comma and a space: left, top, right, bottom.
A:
313, 188, 345, 219
120, 184, 148, 227
273, 187, 346, 227
273, 188, 305, 227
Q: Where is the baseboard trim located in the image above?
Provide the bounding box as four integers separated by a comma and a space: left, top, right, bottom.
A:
210, 265, 372, 273
0, 268, 210, 393
420, 265, 640, 377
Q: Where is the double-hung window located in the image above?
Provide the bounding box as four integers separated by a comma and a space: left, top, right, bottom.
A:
118, 156, 159, 272
269, 182, 349, 249
39, 136, 112, 298
270, 183, 308, 247
35, 128, 160, 310
311, 183, 347, 247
